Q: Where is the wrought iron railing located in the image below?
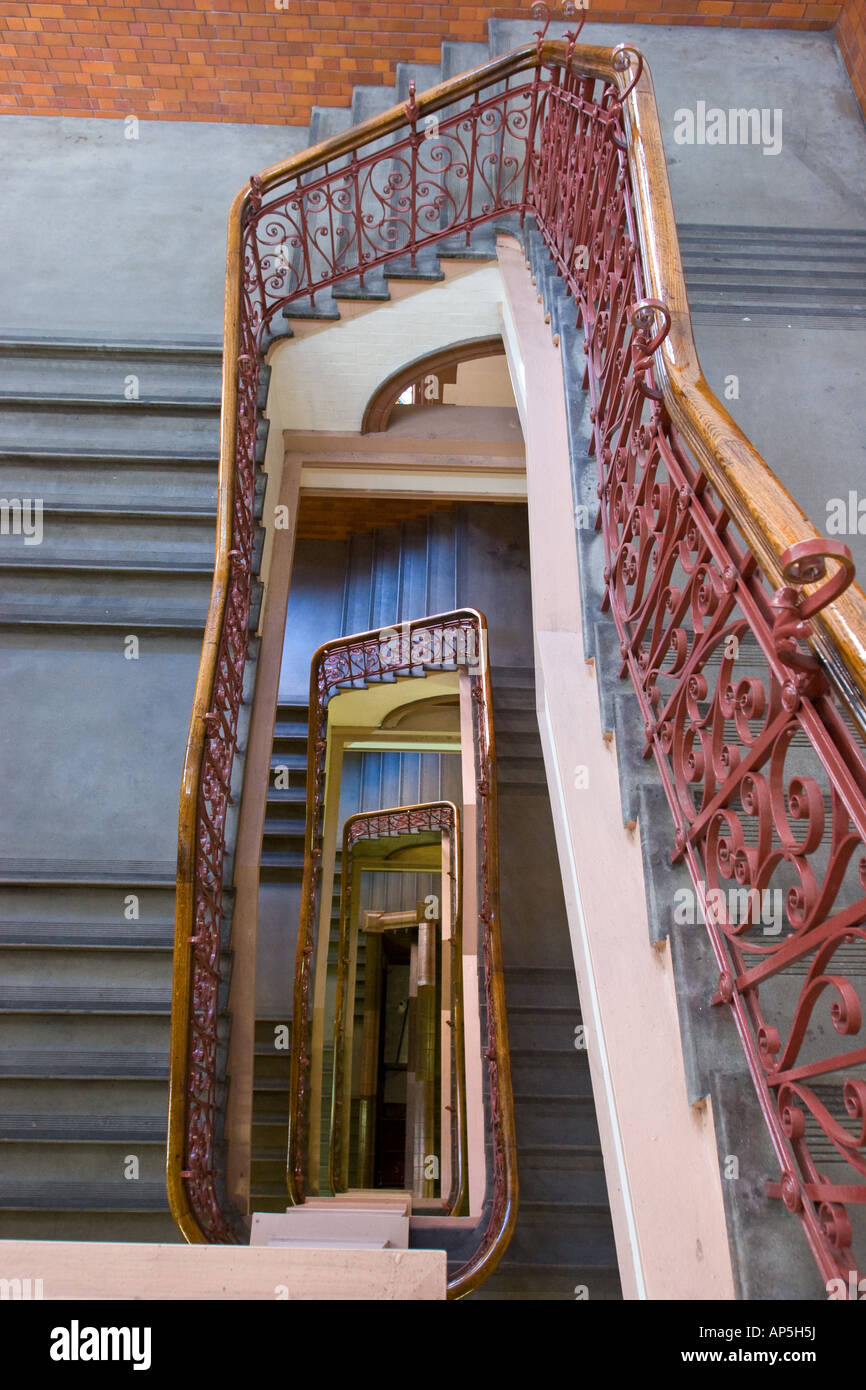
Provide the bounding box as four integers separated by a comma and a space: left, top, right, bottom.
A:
169, 4, 866, 1292
528, 20, 866, 1290
329, 802, 467, 1216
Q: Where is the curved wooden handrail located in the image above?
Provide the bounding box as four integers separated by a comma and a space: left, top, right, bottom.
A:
169, 26, 866, 1262
619, 56, 866, 726
328, 802, 467, 1216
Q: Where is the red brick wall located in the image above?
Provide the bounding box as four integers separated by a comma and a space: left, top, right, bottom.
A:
0, 1, 860, 126
837, 0, 865, 113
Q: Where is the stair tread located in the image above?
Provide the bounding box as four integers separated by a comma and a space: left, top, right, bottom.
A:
26, 502, 219, 519
0, 1180, 170, 1211
520, 1141, 602, 1153
0, 393, 219, 411
514, 1093, 595, 1104
0, 336, 223, 355
0, 985, 172, 1013
0, 860, 177, 885
481, 1259, 621, 1273
0, 556, 216, 574
0, 447, 218, 465
508, 1003, 577, 1013
0, 1050, 169, 1077
0, 923, 174, 948
0, 1114, 167, 1140
0, 606, 210, 630
520, 1201, 615, 1218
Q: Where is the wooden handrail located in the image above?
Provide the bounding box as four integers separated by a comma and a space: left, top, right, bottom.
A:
169, 27, 866, 1264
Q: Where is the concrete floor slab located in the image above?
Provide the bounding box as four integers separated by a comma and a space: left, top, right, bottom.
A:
497, 22, 866, 229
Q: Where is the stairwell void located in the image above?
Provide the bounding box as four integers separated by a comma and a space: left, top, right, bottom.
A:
244, 487, 622, 1299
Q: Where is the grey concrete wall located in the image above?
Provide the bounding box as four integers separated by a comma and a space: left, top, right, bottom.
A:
0, 116, 308, 340
0, 630, 201, 869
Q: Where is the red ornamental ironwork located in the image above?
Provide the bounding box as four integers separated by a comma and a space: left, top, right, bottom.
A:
180, 18, 866, 1291
529, 71, 866, 1286
345, 804, 455, 848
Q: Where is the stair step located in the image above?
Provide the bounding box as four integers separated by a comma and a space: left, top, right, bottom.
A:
0, 393, 219, 414
497, 758, 547, 785
0, 1211, 183, 1242
0, 1181, 169, 1212
384, 258, 444, 283
263, 798, 306, 825
504, 967, 579, 1008
497, 709, 539, 733
0, 1114, 167, 1142
262, 820, 306, 840
273, 718, 309, 741
0, 555, 216, 575
469, 1261, 622, 1300
0, 405, 221, 454
0, 586, 262, 631
0, 446, 218, 468
273, 756, 311, 778
332, 276, 391, 302
518, 1147, 608, 1203
0, 1050, 168, 1079
2, 944, 174, 983
508, 1003, 582, 1048
514, 1094, 600, 1146
511, 1050, 595, 1095
395, 62, 442, 101
507, 1204, 618, 1266
0, 339, 223, 405
490, 665, 535, 687
252, 1076, 294, 1093
251, 1145, 291, 1165
0, 922, 174, 948
259, 850, 306, 870
282, 292, 341, 323
0, 604, 210, 631
0, 987, 171, 1015
0, 861, 177, 887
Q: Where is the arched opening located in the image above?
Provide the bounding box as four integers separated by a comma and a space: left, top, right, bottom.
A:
361, 337, 511, 433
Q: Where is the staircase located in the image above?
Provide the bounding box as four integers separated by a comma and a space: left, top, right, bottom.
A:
4, 18, 856, 1297
0, 338, 264, 1241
